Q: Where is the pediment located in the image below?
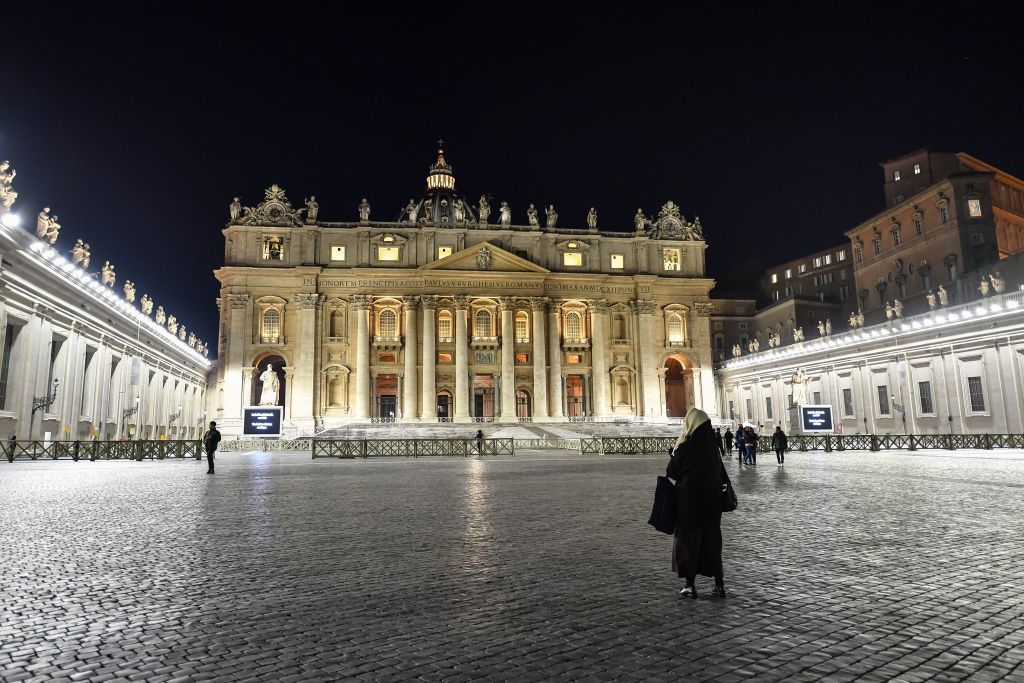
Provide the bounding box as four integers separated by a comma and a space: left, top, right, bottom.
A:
420, 242, 549, 274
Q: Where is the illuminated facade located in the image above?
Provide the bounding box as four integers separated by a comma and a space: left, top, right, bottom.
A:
213, 146, 717, 433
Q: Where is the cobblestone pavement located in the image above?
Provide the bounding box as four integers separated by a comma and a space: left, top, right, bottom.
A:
2, 449, 1024, 682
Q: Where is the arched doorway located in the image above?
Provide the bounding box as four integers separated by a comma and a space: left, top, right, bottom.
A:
436, 390, 453, 421
252, 354, 287, 407
515, 389, 531, 419
664, 356, 693, 418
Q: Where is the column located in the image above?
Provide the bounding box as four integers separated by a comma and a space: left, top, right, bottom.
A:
454, 295, 470, 421
396, 373, 404, 418
293, 293, 320, 428
589, 299, 609, 417
402, 296, 419, 421
283, 367, 295, 420
657, 368, 668, 418
420, 296, 437, 420
633, 299, 661, 420
224, 294, 249, 427
352, 294, 371, 419
499, 297, 516, 421
583, 374, 592, 417
547, 300, 564, 418
693, 302, 718, 417
529, 297, 549, 419
241, 368, 254, 410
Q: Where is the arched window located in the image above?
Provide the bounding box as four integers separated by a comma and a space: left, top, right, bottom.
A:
667, 314, 684, 343
564, 311, 582, 339
262, 308, 281, 341
378, 309, 397, 339
475, 309, 492, 337
612, 313, 627, 340
515, 311, 529, 341
437, 310, 452, 341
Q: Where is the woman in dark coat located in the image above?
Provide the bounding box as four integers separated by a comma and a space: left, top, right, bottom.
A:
667, 408, 727, 598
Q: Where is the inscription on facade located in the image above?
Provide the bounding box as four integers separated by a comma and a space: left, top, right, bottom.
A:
475, 352, 495, 363
313, 277, 650, 294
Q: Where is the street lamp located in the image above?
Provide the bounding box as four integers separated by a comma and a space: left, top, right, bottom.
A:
891, 398, 907, 434
122, 397, 140, 439
168, 404, 182, 424
28, 378, 59, 442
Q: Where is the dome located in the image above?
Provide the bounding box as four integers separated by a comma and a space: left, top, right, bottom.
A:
399, 141, 478, 226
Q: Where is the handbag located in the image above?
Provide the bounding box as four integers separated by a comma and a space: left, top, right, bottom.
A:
720, 466, 738, 512
647, 476, 676, 534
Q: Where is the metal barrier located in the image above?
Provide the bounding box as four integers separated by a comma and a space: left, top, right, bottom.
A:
311, 438, 516, 459
513, 438, 581, 451
219, 439, 312, 452
4, 440, 202, 462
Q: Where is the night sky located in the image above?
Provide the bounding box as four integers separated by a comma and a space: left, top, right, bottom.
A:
6, 5, 1023, 350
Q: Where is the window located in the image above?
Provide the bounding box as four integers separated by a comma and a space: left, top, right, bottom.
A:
872, 237, 882, 255
877, 385, 890, 415
914, 216, 924, 236
913, 163, 921, 175
563, 252, 582, 267
946, 260, 957, 281
839, 285, 850, 300
745, 398, 752, 419
813, 257, 823, 268
813, 391, 821, 404
437, 246, 453, 259
967, 376, 986, 412
892, 228, 901, 246
854, 244, 864, 263
967, 199, 982, 217
663, 249, 681, 271
840, 269, 848, 281
667, 315, 684, 343
894, 170, 901, 181
261, 308, 281, 342
564, 311, 582, 339
785, 268, 792, 279
474, 309, 492, 337
836, 250, 846, 262
0, 324, 17, 409
770, 273, 779, 284
765, 397, 773, 420
514, 311, 529, 341
842, 388, 854, 417
566, 353, 581, 364
515, 353, 529, 364
918, 381, 934, 414
799, 263, 807, 273
773, 290, 780, 301
378, 246, 400, 261
938, 205, 949, 224
437, 352, 453, 363
859, 291, 870, 311
824, 254, 832, 265
610, 254, 624, 269
262, 236, 284, 261
378, 309, 397, 339
437, 311, 452, 341
784, 286, 793, 297
330, 245, 346, 261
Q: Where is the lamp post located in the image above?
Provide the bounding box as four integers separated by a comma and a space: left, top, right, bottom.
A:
891, 398, 907, 434
168, 404, 182, 440
28, 378, 59, 442
122, 397, 140, 440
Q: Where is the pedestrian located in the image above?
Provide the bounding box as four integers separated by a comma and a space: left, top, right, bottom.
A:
771, 426, 788, 465
743, 426, 758, 466
667, 408, 728, 599
735, 424, 745, 459
203, 421, 221, 474
475, 429, 485, 455
715, 428, 725, 457
724, 427, 734, 458
6, 434, 15, 463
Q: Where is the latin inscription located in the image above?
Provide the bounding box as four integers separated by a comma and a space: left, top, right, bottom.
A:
313, 277, 650, 294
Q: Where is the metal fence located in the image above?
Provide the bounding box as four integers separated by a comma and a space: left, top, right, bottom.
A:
4, 440, 202, 462
220, 439, 312, 452
747, 433, 1024, 453
312, 438, 516, 459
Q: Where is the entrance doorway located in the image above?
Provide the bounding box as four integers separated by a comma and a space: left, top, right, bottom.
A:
473, 374, 494, 419
664, 357, 692, 417
436, 391, 452, 421
515, 389, 531, 419
566, 375, 585, 417
375, 374, 397, 420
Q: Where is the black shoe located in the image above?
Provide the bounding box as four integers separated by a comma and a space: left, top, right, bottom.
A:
679, 585, 697, 599
712, 584, 727, 598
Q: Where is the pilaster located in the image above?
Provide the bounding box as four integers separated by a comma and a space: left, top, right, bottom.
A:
420, 296, 437, 420
529, 297, 549, 419
402, 296, 419, 421
351, 294, 371, 419
547, 300, 564, 418
499, 297, 516, 421
454, 295, 470, 421
589, 299, 609, 417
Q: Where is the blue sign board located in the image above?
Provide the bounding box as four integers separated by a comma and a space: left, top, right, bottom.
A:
800, 405, 834, 433
243, 406, 283, 437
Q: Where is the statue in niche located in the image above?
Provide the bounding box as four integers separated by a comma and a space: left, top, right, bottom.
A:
453, 198, 465, 223
155, 306, 166, 326
499, 201, 511, 226
71, 239, 91, 268
36, 208, 52, 238
817, 320, 826, 336
894, 300, 904, 318
101, 261, 116, 287
140, 294, 153, 315
478, 195, 490, 224
989, 272, 1006, 293
358, 198, 371, 222
634, 208, 649, 232
545, 205, 558, 229
123, 280, 136, 303
229, 197, 241, 221
926, 290, 937, 310
825, 318, 832, 335
0, 160, 17, 210
978, 278, 990, 297
405, 199, 418, 222
178, 326, 187, 342
938, 285, 949, 306
167, 315, 178, 334
526, 203, 539, 227
305, 196, 319, 223
587, 207, 598, 230
258, 363, 281, 406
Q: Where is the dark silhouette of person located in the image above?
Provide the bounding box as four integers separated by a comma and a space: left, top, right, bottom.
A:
475, 430, 484, 455
203, 421, 221, 474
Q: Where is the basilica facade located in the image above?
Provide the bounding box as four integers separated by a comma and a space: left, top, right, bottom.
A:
213, 147, 716, 434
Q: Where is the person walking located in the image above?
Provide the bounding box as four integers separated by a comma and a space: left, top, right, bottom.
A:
667, 408, 728, 598
6, 434, 15, 462
475, 429, 485, 456
203, 421, 221, 474
771, 426, 788, 465
715, 428, 725, 457
735, 424, 745, 459
723, 428, 734, 458
743, 426, 758, 466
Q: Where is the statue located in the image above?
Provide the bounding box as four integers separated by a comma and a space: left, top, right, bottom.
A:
938, 285, 949, 306
100, 261, 115, 287
894, 300, 904, 318
36, 208, 52, 238
979, 278, 990, 297
793, 327, 804, 342
305, 196, 319, 222
229, 197, 241, 221
499, 202, 512, 226
358, 198, 371, 222
927, 290, 937, 310
155, 306, 166, 326
0, 160, 17, 211
421, 198, 433, 222
453, 198, 465, 223
856, 312, 864, 327
187, 332, 197, 348
990, 272, 1006, 294
258, 363, 280, 406
791, 369, 811, 406
71, 239, 91, 268
405, 199, 418, 222
885, 302, 894, 320
634, 208, 649, 232
526, 203, 539, 227
849, 311, 858, 328
123, 280, 136, 303
587, 207, 598, 230
817, 320, 826, 337
167, 315, 177, 334
140, 294, 153, 315
752, 338, 760, 352
177, 326, 187, 342
731, 344, 741, 358
545, 205, 558, 229
825, 318, 832, 335
478, 195, 490, 223
692, 216, 704, 239
476, 247, 492, 270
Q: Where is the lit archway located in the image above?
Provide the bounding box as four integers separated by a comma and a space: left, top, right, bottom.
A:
252, 352, 287, 407
664, 355, 693, 418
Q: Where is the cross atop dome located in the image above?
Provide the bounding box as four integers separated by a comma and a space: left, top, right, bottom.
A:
427, 138, 454, 190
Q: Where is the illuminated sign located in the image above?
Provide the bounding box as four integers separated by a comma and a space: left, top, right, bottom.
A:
800, 405, 834, 433
243, 407, 283, 437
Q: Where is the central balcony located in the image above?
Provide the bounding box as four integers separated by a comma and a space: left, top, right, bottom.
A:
373, 335, 402, 350
471, 335, 499, 350
562, 337, 590, 352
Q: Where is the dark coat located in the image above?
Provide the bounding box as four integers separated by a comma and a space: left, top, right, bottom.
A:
771, 430, 788, 451
724, 429, 734, 449
203, 428, 221, 454
666, 421, 724, 530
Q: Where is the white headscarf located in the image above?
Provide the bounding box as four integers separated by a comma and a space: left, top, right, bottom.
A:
674, 407, 710, 449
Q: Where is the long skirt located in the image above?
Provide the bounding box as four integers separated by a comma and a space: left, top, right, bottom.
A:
672, 527, 723, 579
